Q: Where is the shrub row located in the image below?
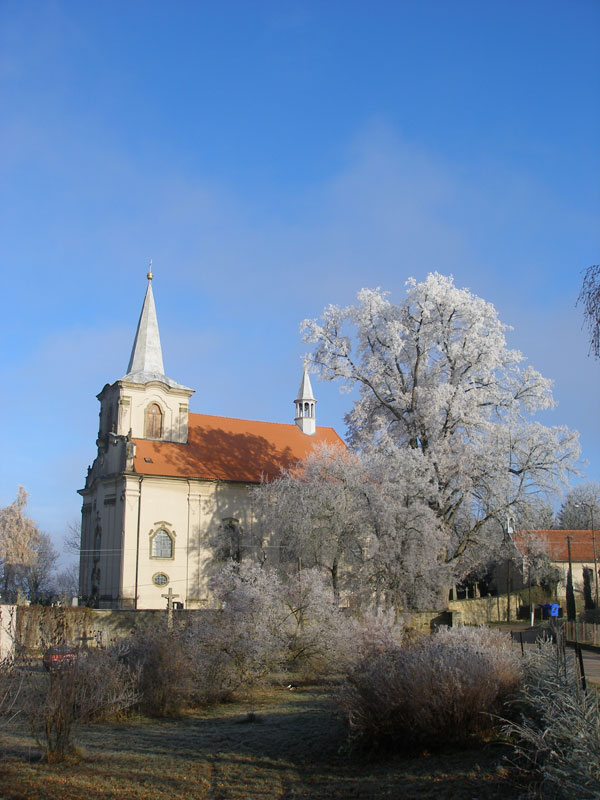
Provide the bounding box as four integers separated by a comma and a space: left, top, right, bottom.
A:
340, 625, 523, 751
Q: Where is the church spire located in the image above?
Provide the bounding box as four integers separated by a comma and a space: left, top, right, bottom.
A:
121, 266, 189, 390
294, 366, 317, 435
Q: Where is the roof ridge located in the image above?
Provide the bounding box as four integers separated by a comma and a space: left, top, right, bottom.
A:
188, 411, 340, 432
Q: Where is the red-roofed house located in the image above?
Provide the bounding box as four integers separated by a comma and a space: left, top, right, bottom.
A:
517, 529, 600, 599
78, 273, 344, 609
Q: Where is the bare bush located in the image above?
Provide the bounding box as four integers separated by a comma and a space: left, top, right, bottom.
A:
503, 640, 600, 799
125, 625, 195, 717
23, 647, 139, 761
341, 626, 523, 752
0, 655, 24, 731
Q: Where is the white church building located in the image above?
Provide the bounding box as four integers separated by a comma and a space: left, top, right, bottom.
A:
78, 271, 343, 609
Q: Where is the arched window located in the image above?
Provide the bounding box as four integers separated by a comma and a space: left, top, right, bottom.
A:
145, 403, 163, 439
151, 529, 173, 559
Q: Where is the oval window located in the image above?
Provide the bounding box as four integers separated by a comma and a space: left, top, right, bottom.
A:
153, 573, 168, 587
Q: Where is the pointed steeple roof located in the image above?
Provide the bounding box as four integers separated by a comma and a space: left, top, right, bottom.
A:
295, 368, 316, 402
121, 267, 190, 390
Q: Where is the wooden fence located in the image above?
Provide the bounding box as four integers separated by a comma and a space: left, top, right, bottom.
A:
563, 620, 600, 646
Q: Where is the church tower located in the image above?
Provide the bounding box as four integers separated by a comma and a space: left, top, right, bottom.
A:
79, 267, 194, 608
294, 367, 317, 435
95, 266, 194, 450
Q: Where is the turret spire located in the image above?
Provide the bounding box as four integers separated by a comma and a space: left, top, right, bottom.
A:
294, 366, 316, 435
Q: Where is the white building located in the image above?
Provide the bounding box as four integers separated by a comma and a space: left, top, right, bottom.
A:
78, 271, 343, 609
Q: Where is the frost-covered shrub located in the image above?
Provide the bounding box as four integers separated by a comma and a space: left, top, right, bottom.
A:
349, 607, 404, 659
208, 561, 289, 685
208, 562, 358, 681
341, 626, 522, 751
503, 640, 600, 799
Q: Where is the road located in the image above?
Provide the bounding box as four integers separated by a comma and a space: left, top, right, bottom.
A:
505, 621, 600, 685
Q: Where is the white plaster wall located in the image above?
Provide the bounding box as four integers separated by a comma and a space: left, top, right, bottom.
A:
97, 380, 191, 443
117, 381, 191, 442
118, 476, 265, 609
553, 560, 597, 596
0, 605, 16, 659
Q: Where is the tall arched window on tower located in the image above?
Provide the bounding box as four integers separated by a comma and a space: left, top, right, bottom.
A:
145, 403, 163, 439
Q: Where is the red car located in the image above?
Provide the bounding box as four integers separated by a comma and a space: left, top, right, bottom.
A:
42, 644, 77, 671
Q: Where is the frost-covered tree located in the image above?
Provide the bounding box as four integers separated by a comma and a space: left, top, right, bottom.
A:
255, 444, 447, 609
255, 445, 368, 597
578, 264, 600, 359
558, 482, 600, 530
512, 496, 556, 530
0, 487, 41, 601
301, 274, 579, 601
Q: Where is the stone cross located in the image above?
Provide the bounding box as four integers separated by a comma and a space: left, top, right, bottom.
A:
161, 587, 180, 629
78, 631, 96, 650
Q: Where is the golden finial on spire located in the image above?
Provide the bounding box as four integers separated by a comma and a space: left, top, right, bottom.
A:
147, 259, 153, 281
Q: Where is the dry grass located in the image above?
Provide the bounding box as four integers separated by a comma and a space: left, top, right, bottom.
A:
0, 679, 519, 799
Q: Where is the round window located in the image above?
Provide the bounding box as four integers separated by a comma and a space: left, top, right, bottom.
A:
153, 573, 169, 587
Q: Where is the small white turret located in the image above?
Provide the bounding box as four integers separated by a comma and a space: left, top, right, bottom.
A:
294, 367, 316, 435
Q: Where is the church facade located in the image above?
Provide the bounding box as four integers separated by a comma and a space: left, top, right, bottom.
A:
78, 272, 343, 609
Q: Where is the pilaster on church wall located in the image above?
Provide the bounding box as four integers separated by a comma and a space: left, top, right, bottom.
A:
120, 476, 144, 608
79, 502, 93, 599
185, 482, 207, 607
102, 481, 124, 606
117, 394, 131, 434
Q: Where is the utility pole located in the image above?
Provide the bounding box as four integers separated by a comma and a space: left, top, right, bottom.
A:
591, 509, 598, 609
566, 535, 577, 632
162, 587, 180, 629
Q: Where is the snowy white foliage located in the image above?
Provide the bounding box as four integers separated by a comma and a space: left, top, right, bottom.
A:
208, 561, 289, 683
578, 264, 600, 359
347, 607, 403, 658
504, 639, 600, 799
300, 274, 580, 600
0, 487, 43, 602
254, 444, 445, 609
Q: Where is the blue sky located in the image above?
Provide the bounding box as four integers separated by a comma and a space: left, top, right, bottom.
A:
1, 1, 599, 555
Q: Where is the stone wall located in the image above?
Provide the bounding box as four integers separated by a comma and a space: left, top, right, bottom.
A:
13, 605, 206, 653
12, 593, 522, 656
402, 594, 517, 631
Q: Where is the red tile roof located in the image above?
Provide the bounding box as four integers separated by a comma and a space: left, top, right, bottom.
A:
132, 413, 345, 483
518, 530, 600, 563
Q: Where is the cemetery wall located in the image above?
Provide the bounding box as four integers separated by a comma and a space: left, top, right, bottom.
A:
11, 593, 520, 655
